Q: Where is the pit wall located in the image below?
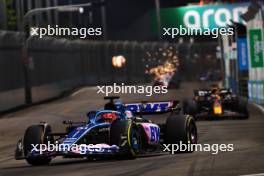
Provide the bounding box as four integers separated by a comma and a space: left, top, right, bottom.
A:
221, 7, 264, 105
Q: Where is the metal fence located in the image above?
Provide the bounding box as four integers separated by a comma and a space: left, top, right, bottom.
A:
0, 31, 25, 111
0, 30, 218, 111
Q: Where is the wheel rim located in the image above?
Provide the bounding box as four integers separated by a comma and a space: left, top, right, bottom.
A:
130, 128, 140, 151
189, 122, 197, 144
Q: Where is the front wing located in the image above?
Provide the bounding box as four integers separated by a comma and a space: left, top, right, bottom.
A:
195, 110, 248, 119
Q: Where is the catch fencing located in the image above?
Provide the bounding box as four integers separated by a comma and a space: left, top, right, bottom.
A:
0, 31, 162, 111
0, 31, 25, 111
0, 30, 218, 111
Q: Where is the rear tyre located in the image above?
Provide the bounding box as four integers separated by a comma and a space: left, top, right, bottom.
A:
110, 120, 140, 159
165, 115, 197, 153
23, 125, 53, 166
183, 100, 198, 117
236, 97, 249, 119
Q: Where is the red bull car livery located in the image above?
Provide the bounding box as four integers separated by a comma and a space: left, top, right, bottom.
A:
183, 88, 249, 120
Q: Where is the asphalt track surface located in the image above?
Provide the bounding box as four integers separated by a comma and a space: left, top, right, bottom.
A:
0, 82, 264, 176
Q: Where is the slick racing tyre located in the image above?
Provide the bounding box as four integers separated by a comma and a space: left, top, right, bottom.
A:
236, 97, 249, 119
183, 100, 198, 117
165, 115, 197, 153
110, 120, 141, 159
23, 124, 53, 166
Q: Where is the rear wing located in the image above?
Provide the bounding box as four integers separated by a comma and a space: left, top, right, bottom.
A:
124, 100, 180, 115
194, 90, 211, 97
219, 88, 232, 94
194, 89, 232, 97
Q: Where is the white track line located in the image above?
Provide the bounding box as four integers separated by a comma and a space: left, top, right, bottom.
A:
71, 87, 97, 97
240, 173, 264, 176
253, 103, 264, 114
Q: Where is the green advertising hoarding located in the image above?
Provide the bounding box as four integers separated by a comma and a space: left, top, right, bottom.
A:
152, 3, 249, 31
249, 29, 264, 68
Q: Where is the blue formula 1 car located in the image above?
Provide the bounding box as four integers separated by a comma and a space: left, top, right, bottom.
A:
15, 97, 197, 166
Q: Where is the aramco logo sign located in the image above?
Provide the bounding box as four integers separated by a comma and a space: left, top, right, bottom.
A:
183, 6, 247, 29
154, 3, 250, 30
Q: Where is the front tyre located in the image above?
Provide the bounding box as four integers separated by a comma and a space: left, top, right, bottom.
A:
110, 120, 141, 159
23, 124, 53, 166
165, 115, 197, 153
236, 97, 249, 119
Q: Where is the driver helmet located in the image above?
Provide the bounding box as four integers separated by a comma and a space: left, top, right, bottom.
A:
211, 84, 220, 94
